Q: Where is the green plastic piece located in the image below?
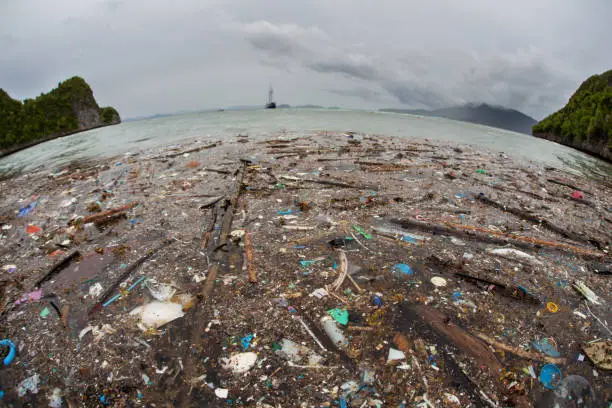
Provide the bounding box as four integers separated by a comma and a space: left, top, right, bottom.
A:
40, 307, 51, 318
352, 225, 372, 239
327, 308, 349, 325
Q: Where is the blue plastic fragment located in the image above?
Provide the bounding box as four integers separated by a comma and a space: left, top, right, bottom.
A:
0, 390, 4, 398
401, 235, 417, 244
340, 398, 348, 408
0, 339, 16, 366
99, 395, 110, 405
241, 334, 254, 350
18, 202, 37, 218
539, 364, 562, 389
532, 339, 561, 357
452, 292, 462, 301
373, 295, 383, 307
277, 209, 292, 215
293, 245, 306, 249
394, 263, 413, 275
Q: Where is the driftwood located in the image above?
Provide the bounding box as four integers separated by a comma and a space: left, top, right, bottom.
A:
202, 161, 248, 297
88, 239, 171, 316
547, 178, 593, 195
391, 217, 606, 259
34, 250, 80, 288
164, 143, 217, 158
475, 332, 567, 365
80, 201, 139, 225
476, 194, 588, 245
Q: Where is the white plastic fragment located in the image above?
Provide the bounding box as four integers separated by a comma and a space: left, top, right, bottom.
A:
221, 352, 258, 373
487, 248, 542, 265
430, 277, 447, 287
146, 282, 177, 302
320, 316, 347, 349
18, 373, 40, 397
275, 338, 323, 366
130, 301, 185, 329
48, 388, 62, 408
573, 281, 603, 305
215, 388, 229, 398
310, 288, 328, 299
88, 283, 103, 298
387, 348, 406, 362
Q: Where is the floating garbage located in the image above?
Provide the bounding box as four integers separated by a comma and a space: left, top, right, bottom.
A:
241, 333, 254, 350
430, 277, 447, 287
387, 348, 406, 362
214, 388, 229, 398
146, 281, 176, 302
539, 364, 562, 389
88, 282, 103, 298
221, 352, 258, 373
17, 373, 40, 397
532, 338, 561, 357
2, 264, 16, 273
275, 339, 323, 366
572, 281, 603, 305
320, 316, 348, 349
26, 225, 41, 234
129, 301, 185, 330
393, 263, 413, 275
0, 339, 16, 366
487, 247, 542, 265
582, 340, 611, 370
327, 308, 349, 325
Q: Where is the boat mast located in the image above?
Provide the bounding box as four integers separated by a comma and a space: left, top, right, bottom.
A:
268, 85, 274, 104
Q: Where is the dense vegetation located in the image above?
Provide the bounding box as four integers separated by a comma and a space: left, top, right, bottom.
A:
0, 76, 120, 150
533, 70, 612, 150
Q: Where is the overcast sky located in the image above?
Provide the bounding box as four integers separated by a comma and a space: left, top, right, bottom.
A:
1, 0, 611, 119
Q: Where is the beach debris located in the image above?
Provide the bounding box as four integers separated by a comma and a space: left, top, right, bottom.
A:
88, 283, 103, 298
129, 301, 185, 330
572, 281, 603, 305
327, 308, 349, 325
539, 364, 562, 389
146, 281, 176, 302
275, 339, 323, 366
0, 339, 16, 366
582, 340, 611, 370
15, 288, 43, 305
214, 388, 229, 399
487, 247, 542, 265
393, 263, 413, 275
430, 277, 447, 287
387, 348, 406, 362
320, 316, 348, 348
221, 352, 258, 374
17, 373, 40, 397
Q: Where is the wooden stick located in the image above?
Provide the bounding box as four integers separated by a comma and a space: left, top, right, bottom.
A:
474, 332, 567, 365
245, 231, 257, 283
80, 201, 139, 224
34, 250, 80, 288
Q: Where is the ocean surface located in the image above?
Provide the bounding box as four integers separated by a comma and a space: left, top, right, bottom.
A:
1, 109, 610, 181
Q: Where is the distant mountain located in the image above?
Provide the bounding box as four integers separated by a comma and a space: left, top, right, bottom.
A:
533, 69, 611, 161
380, 103, 537, 134
1, 76, 120, 156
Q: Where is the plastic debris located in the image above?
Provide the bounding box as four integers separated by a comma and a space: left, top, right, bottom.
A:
546, 302, 559, 313
430, 277, 447, 287
352, 225, 372, 239
0, 339, 16, 366
48, 388, 62, 408
327, 308, 349, 325
221, 352, 258, 373
310, 288, 328, 299
539, 364, 562, 389
89, 282, 103, 298
275, 338, 323, 366
40, 307, 51, 318
17, 373, 40, 397
387, 348, 406, 362
320, 316, 348, 349
18, 201, 37, 217
570, 190, 583, 200
393, 263, 413, 275
129, 301, 185, 330
215, 388, 229, 398
572, 281, 603, 305
241, 334, 254, 350
146, 281, 176, 302
532, 339, 561, 357
582, 340, 611, 370
2, 264, 16, 273
26, 225, 41, 234
487, 247, 542, 265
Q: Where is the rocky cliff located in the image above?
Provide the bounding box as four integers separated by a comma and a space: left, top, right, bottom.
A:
0, 76, 121, 155
533, 69, 611, 161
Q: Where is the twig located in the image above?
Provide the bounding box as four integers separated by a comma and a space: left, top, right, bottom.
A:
296, 316, 327, 351
584, 301, 612, 336
349, 231, 372, 252
80, 201, 139, 224
474, 333, 567, 365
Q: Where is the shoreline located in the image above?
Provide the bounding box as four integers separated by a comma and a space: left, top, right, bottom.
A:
0, 132, 609, 406
0, 122, 120, 159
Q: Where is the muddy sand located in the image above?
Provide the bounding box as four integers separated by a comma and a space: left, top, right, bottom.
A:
0, 131, 610, 407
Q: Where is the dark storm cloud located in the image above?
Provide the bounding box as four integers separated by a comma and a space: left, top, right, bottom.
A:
1, 0, 611, 117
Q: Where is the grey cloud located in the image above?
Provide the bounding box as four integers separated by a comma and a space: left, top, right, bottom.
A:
328, 88, 384, 101
1, 0, 611, 118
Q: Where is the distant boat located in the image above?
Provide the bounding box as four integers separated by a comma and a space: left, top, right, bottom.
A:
265, 85, 276, 109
